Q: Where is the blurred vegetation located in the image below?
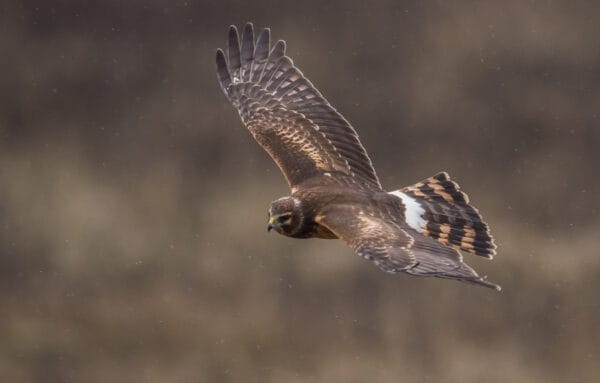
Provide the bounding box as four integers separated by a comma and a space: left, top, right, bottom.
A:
1, 1, 599, 382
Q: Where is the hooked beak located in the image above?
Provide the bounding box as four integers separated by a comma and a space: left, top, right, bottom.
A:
267, 216, 277, 232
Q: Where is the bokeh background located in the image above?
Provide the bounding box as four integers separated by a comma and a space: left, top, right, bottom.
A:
1, 1, 599, 382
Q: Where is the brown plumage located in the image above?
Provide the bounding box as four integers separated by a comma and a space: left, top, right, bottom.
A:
217, 23, 500, 290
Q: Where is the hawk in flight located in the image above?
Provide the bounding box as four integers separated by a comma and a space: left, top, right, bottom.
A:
216, 23, 500, 290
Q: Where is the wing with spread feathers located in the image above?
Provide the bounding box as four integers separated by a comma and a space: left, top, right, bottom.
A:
216, 23, 381, 190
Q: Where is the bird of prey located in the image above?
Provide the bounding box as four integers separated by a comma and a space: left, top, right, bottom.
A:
216, 23, 500, 290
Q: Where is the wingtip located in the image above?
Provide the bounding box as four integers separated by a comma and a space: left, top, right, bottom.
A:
228, 25, 240, 49
271, 39, 287, 55
227, 25, 242, 76
242, 23, 254, 44
277, 39, 287, 50
216, 48, 231, 91
243, 22, 254, 33
262, 27, 272, 40
216, 48, 226, 68
255, 27, 271, 55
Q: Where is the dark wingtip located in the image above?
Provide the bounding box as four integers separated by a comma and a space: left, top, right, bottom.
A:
242, 23, 254, 47
228, 25, 239, 52
216, 48, 231, 92
261, 27, 272, 42
240, 23, 255, 82
250, 27, 272, 82
273, 39, 286, 55
228, 25, 241, 76
254, 27, 271, 59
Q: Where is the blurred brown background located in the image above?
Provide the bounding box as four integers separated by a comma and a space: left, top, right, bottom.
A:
1, 1, 599, 382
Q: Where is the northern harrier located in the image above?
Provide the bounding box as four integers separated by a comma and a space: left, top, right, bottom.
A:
216, 23, 500, 290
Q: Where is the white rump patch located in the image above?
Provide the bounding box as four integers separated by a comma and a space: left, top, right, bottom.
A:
389, 191, 426, 232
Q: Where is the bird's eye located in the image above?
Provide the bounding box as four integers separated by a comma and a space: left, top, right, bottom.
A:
279, 214, 291, 222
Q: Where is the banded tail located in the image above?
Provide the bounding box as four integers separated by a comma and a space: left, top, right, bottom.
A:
390, 172, 497, 258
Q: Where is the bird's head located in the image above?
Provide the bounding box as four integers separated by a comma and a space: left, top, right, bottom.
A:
267, 196, 303, 236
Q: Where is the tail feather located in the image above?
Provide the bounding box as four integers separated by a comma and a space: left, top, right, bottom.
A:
395, 172, 497, 259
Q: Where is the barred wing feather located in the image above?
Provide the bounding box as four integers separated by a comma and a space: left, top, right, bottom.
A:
216, 23, 381, 190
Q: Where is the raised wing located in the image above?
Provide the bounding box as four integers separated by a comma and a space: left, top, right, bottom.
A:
216, 23, 381, 190
316, 204, 501, 290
